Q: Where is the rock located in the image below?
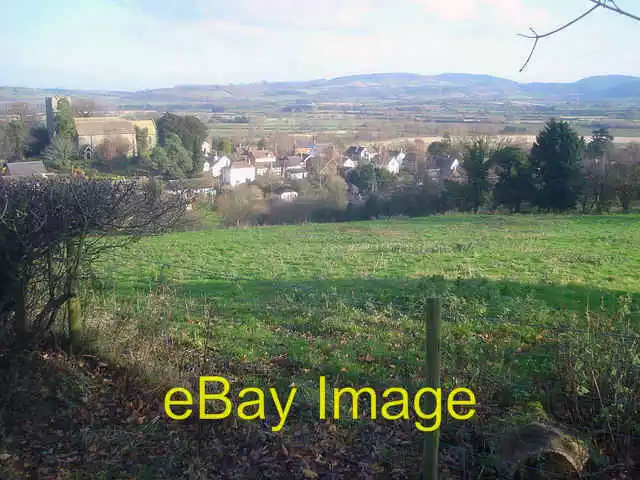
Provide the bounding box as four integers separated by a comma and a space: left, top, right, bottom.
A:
495, 422, 589, 479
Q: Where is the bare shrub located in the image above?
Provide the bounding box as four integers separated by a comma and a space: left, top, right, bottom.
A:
216, 184, 266, 227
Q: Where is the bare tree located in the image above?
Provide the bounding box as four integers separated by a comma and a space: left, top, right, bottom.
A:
519, 1, 640, 72
96, 135, 131, 162
0, 177, 186, 348
72, 98, 99, 117
6, 102, 37, 124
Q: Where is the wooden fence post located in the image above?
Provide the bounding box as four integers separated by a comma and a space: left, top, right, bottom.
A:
423, 297, 442, 480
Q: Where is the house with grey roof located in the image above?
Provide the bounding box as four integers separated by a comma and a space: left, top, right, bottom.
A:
4, 161, 50, 178
345, 146, 371, 163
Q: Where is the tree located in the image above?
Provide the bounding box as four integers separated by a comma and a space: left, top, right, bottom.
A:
156, 113, 207, 175
43, 135, 78, 171
580, 130, 616, 213
72, 98, 98, 117
27, 125, 51, 158
135, 126, 151, 159
2, 119, 30, 162
148, 146, 168, 173
0, 177, 186, 347
257, 138, 267, 149
460, 138, 492, 213
347, 164, 378, 195
530, 119, 585, 212
428, 135, 454, 157
7, 102, 35, 122
164, 133, 193, 178
611, 143, 640, 212
587, 128, 614, 159
54, 98, 77, 141
95, 136, 131, 163
214, 137, 234, 156
216, 185, 266, 227
492, 146, 535, 213
306, 173, 349, 209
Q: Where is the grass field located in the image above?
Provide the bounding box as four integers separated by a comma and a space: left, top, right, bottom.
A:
83, 214, 640, 476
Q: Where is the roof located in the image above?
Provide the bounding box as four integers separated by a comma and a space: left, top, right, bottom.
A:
249, 150, 276, 162
313, 143, 333, 151
75, 117, 136, 137
346, 146, 366, 156
308, 143, 334, 158
229, 161, 254, 169
431, 155, 455, 170
5, 161, 48, 177
280, 156, 303, 167
248, 149, 274, 157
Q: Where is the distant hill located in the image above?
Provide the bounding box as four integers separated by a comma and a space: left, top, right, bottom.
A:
2, 73, 640, 109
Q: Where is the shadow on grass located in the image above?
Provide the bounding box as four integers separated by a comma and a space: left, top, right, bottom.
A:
90, 274, 640, 426
1, 273, 638, 479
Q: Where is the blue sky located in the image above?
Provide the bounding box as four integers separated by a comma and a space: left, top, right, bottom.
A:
1, 0, 639, 90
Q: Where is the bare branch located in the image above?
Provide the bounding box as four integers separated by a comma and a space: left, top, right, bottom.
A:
589, 0, 640, 21
518, 1, 640, 72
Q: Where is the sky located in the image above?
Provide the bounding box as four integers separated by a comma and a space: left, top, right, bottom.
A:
1, 0, 639, 90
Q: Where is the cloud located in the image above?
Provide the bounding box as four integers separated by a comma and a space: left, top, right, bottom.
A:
412, 0, 479, 21
4, 0, 640, 89
113, 0, 383, 30
413, 0, 549, 27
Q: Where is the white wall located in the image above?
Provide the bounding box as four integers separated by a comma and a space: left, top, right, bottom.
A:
210, 156, 231, 177
223, 166, 256, 186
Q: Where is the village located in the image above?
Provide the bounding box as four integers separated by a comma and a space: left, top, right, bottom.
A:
1, 95, 471, 202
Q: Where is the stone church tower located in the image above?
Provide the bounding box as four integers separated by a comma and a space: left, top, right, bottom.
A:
45, 96, 71, 137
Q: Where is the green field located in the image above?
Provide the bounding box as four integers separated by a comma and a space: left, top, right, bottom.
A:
87, 214, 640, 476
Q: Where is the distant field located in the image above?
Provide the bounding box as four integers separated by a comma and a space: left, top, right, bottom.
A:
205, 111, 640, 145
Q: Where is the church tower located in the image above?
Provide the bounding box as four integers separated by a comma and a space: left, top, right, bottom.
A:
45, 96, 71, 137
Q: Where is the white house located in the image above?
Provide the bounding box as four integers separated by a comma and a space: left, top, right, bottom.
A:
385, 151, 406, 174
5, 161, 51, 178
279, 190, 299, 201
204, 155, 231, 177
345, 146, 371, 163
249, 149, 277, 175
286, 167, 308, 180
202, 141, 212, 156
222, 162, 256, 186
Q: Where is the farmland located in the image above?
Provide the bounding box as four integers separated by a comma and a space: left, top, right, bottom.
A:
81, 214, 640, 477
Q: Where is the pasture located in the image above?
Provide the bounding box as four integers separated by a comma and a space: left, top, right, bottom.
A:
84, 214, 640, 477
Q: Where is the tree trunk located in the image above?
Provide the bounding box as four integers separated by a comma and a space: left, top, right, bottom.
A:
621, 197, 631, 213
514, 201, 521, 214
65, 237, 83, 352
13, 277, 28, 342
67, 296, 81, 351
